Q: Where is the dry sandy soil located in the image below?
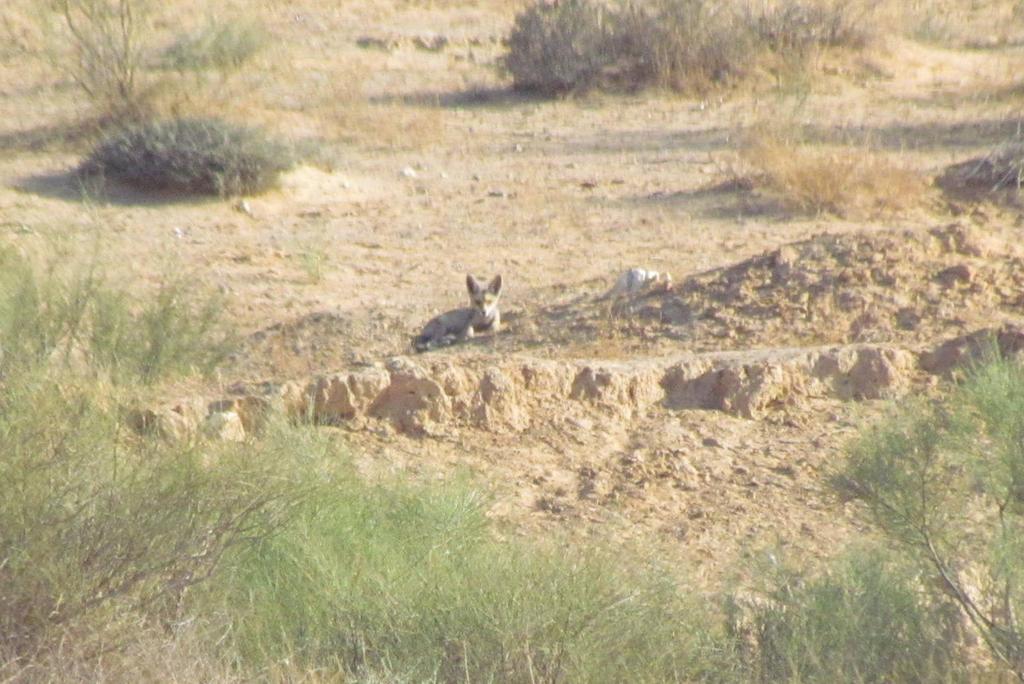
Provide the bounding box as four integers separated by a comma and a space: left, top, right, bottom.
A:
3, 0, 1024, 586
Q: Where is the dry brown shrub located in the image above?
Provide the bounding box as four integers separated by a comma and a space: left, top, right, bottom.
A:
734, 126, 928, 217
504, 0, 758, 95
745, 0, 879, 54
503, 0, 885, 96
635, 0, 760, 92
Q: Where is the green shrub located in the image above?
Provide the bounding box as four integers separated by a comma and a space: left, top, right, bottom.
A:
0, 248, 231, 383
89, 278, 230, 383
80, 117, 293, 196
725, 549, 962, 683
163, 18, 270, 72
837, 354, 1024, 679
0, 385, 312, 667
203, 472, 716, 682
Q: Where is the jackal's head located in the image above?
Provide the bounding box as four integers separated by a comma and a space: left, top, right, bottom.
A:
466, 274, 502, 319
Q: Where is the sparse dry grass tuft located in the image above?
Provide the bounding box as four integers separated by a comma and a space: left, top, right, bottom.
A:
2, 625, 243, 684
162, 17, 270, 73
733, 125, 928, 217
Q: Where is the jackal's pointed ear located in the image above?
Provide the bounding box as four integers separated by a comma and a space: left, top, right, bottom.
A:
466, 274, 482, 295
488, 275, 503, 296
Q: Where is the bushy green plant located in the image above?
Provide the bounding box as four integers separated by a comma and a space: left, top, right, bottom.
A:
837, 354, 1024, 679
80, 117, 292, 196
0, 248, 231, 383
725, 548, 962, 683
90, 278, 230, 383
0, 383, 307, 662
203, 474, 716, 682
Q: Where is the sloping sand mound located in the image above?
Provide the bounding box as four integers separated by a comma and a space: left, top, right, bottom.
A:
529, 221, 1023, 354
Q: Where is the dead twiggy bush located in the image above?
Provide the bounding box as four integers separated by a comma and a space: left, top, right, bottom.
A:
48, 0, 153, 118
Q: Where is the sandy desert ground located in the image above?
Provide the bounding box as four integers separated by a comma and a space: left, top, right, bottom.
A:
4, 0, 1024, 588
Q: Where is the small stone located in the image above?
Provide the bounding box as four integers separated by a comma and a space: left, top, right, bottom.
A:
413, 34, 448, 51
400, 166, 418, 179
566, 416, 593, 431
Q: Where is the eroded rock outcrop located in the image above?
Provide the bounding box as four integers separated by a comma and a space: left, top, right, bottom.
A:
136, 338, 945, 443
570, 362, 662, 417
367, 357, 450, 435
309, 365, 390, 423
138, 319, 1024, 443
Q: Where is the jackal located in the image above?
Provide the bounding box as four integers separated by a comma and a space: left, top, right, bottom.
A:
413, 274, 503, 352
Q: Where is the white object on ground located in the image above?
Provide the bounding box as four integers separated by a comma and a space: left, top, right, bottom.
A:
602, 268, 672, 299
